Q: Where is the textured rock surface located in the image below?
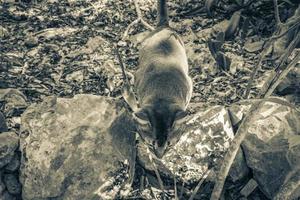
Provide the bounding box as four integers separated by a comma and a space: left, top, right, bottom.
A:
3, 174, 21, 195
4, 154, 20, 172
138, 97, 299, 199
0, 89, 28, 117
138, 105, 247, 183
0, 191, 16, 200
229, 97, 300, 199
0, 132, 19, 168
20, 95, 136, 200
0, 112, 8, 133
0, 173, 5, 194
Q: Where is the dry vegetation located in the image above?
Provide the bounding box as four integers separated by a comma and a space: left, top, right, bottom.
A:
0, 0, 299, 199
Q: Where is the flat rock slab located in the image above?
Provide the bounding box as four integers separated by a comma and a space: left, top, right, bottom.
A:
20, 94, 136, 200
138, 105, 241, 183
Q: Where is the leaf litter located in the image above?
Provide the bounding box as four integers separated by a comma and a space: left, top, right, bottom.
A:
0, 0, 299, 199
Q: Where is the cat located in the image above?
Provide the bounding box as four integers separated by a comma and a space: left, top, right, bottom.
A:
133, 0, 193, 158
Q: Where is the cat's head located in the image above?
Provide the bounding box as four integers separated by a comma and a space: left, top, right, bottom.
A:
133, 101, 187, 158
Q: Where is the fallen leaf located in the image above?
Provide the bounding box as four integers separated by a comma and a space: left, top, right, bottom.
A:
225, 11, 242, 39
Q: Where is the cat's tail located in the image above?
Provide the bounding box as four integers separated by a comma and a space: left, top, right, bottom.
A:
157, 0, 169, 27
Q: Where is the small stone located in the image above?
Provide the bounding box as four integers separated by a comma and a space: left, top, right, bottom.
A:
0, 26, 9, 39
3, 174, 21, 195
24, 36, 38, 48
244, 40, 264, 53
240, 179, 258, 197
0, 191, 16, 200
4, 154, 20, 172
0, 132, 19, 168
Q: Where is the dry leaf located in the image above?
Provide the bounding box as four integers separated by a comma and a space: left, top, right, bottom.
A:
225, 11, 242, 39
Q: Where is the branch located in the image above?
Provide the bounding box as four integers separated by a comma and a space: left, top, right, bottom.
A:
174, 176, 179, 200
189, 169, 211, 200
123, 0, 154, 40
115, 46, 130, 87
258, 34, 300, 98
210, 100, 263, 200
273, 0, 281, 26
243, 39, 272, 98
145, 146, 166, 200
114, 46, 138, 111
263, 52, 300, 98
275, 32, 300, 71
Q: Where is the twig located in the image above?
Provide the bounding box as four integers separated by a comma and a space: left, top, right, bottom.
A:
114, 45, 139, 111
189, 169, 211, 200
273, 0, 281, 26
146, 146, 165, 200
275, 32, 300, 71
270, 19, 300, 40
115, 46, 130, 87
123, 19, 140, 40
210, 100, 263, 200
123, 0, 154, 40
148, 177, 159, 200
244, 39, 272, 98
174, 176, 179, 200
180, 181, 185, 199
258, 34, 300, 97
263, 52, 300, 98
133, 0, 154, 31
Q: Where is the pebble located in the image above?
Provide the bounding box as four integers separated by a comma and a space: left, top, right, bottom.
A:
24, 36, 38, 48
3, 174, 21, 195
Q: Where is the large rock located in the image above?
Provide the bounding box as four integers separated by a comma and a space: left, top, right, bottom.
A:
138, 97, 299, 199
229, 97, 300, 199
0, 132, 19, 168
20, 95, 136, 200
138, 105, 249, 183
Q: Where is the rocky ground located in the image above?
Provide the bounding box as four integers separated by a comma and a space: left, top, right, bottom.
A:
0, 0, 299, 199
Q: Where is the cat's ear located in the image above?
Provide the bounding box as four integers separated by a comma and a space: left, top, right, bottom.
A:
133, 108, 149, 125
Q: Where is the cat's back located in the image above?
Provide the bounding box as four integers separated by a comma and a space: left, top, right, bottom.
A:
138, 28, 188, 74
